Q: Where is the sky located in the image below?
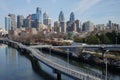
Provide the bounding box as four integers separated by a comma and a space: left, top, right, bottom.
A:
0, 0, 120, 28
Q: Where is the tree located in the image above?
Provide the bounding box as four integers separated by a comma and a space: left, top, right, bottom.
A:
86, 35, 100, 44
99, 34, 110, 44
106, 31, 116, 44
74, 37, 83, 43
68, 32, 73, 40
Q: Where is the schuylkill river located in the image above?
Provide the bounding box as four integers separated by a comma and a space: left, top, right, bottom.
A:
0, 44, 120, 80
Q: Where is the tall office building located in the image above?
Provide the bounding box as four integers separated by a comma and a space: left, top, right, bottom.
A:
107, 20, 112, 29
5, 16, 11, 31
58, 11, 66, 33
36, 7, 42, 25
82, 21, 94, 32
54, 21, 61, 33
70, 12, 75, 23
43, 19, 51, 26
59, 11, 65, 22
17, 15, 24, 28
60, 22, 66, 33
31, 14, 37, 20
23, 15, 32, 30
8, 14, 17, 30
43, 12, 49, 20
31, 14, 37, 28
43, 12, 51, 30
75, 19, 81, 32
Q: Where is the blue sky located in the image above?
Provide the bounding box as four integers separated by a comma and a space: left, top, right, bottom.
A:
0, 0, 120, 28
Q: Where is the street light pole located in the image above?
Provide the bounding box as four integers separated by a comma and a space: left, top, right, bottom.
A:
67, 49, 69, 68
116, 37, 117, 45
49, 45, 51, 58
104, 50, 109, 80
105, 57, 107, 80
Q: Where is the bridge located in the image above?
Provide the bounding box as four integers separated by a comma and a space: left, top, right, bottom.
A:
30, 44, 120, 51
0, 38, 111, 80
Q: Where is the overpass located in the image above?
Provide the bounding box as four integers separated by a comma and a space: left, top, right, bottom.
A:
0, 39, 111, 80
30, 44, 120, 51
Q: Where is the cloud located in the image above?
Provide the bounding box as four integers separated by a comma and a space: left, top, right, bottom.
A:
26, 0, 31, 4
74, 0, 101, 14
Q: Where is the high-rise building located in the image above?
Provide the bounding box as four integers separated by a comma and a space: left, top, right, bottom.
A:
43, 12, 49, 20
70, 12, 75, 23
67, 22, 77, 32
95, 24, 106, 31
31, 14, 37, 28
43, 12, 50, 26
60, 22, 66, 33
54, 21, 61, 33
36, 7, 42, 24
58, 11, 66, 33
31, 14, 37, 20
59, 11, 65, 22
107, 20, 112, 29
43, 19, 51, 26
17, 15, 24, 28
5, 16, 11, 31
75, 19, 81, 32
43, 12, 51, 30
82, 21, 94, 32
23, 15, 32, 30
8, 14, 17, 30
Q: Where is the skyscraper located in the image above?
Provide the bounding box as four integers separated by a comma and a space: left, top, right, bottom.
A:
8, 14, 17, 30
59, 11, 65, 22
23, 15, 32, 31
70, 12, 75, 23
108, 20, 112, 29
43, 12, 50, 25
43, 12, 49, 20
75, 19, 81, 32
60, 22, 66, 33
5, 16, 11, 31
54, 21, 61, 33
43, 19, 51, 26
17, 15, 24, 28
31, 14, 37, 28
58, 11, 66, 33
36, 7, 42, 24
43, 12, 51, 30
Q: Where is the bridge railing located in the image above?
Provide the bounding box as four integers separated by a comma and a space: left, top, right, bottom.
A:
30, 47, 108, 80
33, 47, 109, 80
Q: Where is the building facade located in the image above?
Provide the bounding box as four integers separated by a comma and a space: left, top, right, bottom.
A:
8, 14, 17, 30
5, 16, 11, 31
82, 21, 94, 32
36, 7, 42, 26
17, 15, 24, 28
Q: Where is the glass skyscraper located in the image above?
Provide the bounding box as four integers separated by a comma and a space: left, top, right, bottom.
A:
36, 7, 42, 24
5, 16, 11, 31
59, 11, 65, 22
70, 12, 75, 23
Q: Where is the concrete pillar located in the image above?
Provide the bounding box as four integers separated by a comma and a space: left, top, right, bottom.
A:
57, 72, 61, 80
53, 69, 61, 80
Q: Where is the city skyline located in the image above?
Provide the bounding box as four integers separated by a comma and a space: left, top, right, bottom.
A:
0, 0, 120, 28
